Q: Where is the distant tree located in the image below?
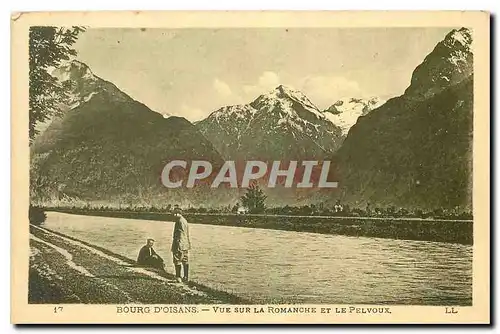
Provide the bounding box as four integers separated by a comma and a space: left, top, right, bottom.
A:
29, 26, 85, 141
387, 205, 396, 216
29, 205, 46, 225
310, 204, 318, 215
365, 202, 372, 215
231, 203, 239, 213
298, 205, 313, 216
397, 208, 409, 217
432, 208, 444, 217
240, 184, 267, 214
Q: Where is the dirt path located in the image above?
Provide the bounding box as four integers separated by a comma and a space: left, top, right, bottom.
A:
29, 225, 245, 304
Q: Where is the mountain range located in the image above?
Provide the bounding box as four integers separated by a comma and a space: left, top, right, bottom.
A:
196, 87, 385, 162
30, 27, 474, 210
197, 85, 346, 161
30, 61, 231, 207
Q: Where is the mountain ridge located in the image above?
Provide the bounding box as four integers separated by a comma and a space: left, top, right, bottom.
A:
197, 85, 344, 161
31, 60, 232, 207
335, 27, 473, 210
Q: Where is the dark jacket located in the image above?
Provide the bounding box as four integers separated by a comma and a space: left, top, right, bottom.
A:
137, 245, 163, 266
171, 215, 191, 252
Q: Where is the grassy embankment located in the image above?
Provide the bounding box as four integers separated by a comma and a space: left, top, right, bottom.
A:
29, 225, 246, 304
46, 208, 472, 245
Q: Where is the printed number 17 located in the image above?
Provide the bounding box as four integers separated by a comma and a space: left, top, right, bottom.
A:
54, 306, 63, 313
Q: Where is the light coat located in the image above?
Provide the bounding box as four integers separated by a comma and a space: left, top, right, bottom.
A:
171, 215, 191, 252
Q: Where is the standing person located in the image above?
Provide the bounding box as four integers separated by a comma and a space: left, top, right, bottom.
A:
171, 206, 191, 283
137, 238, 166, 272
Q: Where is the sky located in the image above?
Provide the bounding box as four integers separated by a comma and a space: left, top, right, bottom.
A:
73, 27, 454, 121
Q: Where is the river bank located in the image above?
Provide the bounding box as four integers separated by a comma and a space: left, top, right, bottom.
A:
43, 208, 472, 245
29, 224, 246, 304
35, 212, 473, 305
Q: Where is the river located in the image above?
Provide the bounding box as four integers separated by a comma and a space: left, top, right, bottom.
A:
41, 212, 472, 305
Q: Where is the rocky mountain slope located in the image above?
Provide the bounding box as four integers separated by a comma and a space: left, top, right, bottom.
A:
31, 61, 228, 206
335, 28, 473, 210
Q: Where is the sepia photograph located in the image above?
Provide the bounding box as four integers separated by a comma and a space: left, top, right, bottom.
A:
11, 10, 490, 324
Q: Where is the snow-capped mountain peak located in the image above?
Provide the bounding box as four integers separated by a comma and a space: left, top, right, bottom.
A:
211, 104, 258, 121
446, 27, 472, 50
274, 85, 322, 111
443, 28, 472, 69
250, 85, 326, 121
323, 97, 385, 136
197, 85, 344, 160
52, 60, 97, 83
405, 27, 473, 100
50, 59, 133, 113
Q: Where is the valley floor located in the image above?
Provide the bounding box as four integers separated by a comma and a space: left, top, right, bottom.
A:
29, 225, 245, 304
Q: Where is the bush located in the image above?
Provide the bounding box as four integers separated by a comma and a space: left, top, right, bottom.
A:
29, 205, 47, 225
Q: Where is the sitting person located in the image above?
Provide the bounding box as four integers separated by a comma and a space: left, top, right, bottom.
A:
137, 238, 166, 272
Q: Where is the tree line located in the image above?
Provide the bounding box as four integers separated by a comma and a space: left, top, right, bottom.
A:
36, 184, 473, 220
